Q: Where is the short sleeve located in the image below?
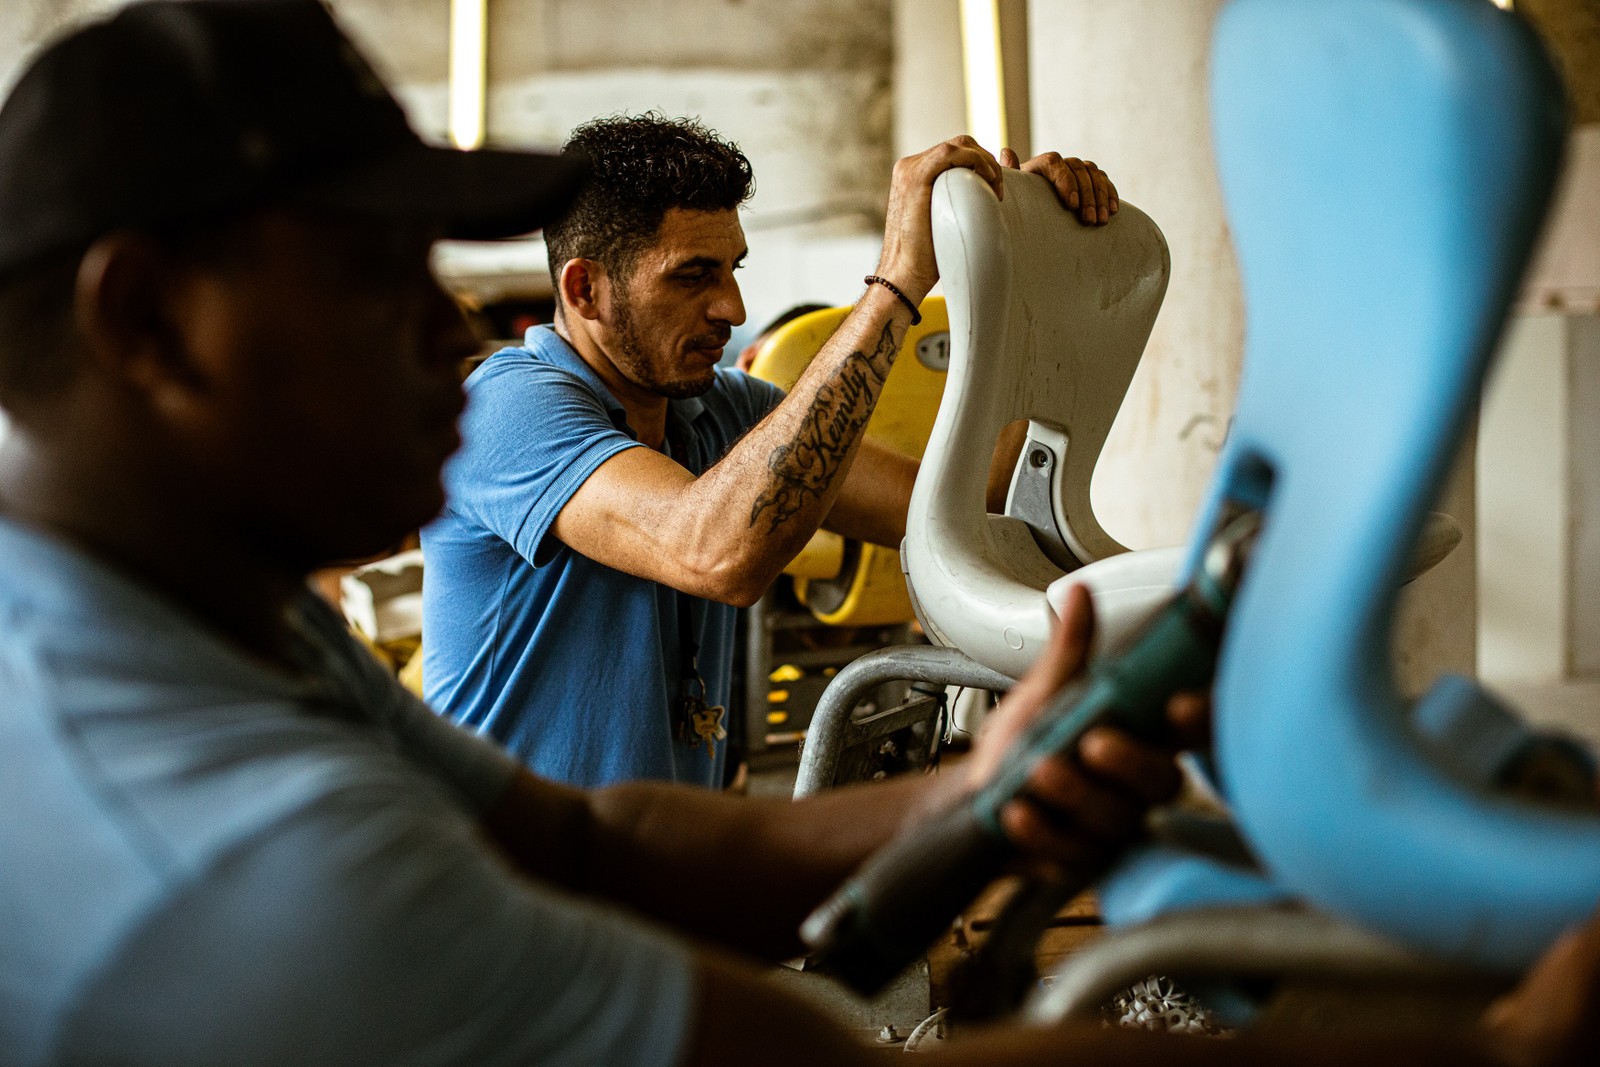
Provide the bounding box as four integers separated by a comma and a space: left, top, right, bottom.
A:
59, 758, 697, 1067
445, 355, 644, 567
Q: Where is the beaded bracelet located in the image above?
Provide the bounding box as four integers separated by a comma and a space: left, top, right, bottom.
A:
863, 274, 922, 327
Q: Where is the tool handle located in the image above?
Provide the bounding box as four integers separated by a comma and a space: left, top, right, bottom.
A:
801, 800, 1012, 996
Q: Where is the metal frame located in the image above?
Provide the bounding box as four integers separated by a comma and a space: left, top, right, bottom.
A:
740, 589, 912, 771
1024, 906, 1491, 1027
794, 644, 1014, 798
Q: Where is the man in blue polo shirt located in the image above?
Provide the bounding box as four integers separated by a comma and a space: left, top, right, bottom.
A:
423, 114, 1122, 788
424, 322, 782, 785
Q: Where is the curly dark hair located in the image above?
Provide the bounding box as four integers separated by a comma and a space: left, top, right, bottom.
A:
544, 113, 754, 302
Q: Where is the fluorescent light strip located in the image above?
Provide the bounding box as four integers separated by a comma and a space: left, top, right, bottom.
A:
449, 0, 487, 150
959, 0, 1008, 156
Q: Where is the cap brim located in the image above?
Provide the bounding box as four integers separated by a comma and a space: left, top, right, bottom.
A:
295, 140, 590, 241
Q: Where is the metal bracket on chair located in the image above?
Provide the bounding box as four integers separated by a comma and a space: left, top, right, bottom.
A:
1007, 437, 1086, 574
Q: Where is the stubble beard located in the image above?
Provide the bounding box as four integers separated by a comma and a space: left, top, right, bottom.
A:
609, 284, 721, 401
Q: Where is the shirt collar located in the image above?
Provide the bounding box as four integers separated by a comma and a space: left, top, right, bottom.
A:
521, 324, 709, 436
521, 324, 627, 421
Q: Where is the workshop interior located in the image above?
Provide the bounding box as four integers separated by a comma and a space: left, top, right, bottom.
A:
5, 0, 1600, 1056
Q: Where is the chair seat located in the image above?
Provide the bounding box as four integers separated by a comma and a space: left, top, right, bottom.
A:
904, 169, 1171, 679
1045, 547, 1186, 657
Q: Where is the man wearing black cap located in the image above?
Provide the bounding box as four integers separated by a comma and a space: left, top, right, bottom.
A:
0, 3, 1588, 1067
0, 0, 1206, 1061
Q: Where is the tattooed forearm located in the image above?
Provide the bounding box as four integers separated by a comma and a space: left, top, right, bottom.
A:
749, 319, 899, 533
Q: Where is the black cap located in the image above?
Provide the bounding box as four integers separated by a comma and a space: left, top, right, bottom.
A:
0, 0, 589, 275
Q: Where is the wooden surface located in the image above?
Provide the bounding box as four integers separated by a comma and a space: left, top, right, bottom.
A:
926, 877, 1104, 1010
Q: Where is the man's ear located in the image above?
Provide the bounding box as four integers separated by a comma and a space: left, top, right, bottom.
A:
72, 231, 207, 402
557, 258, 608, 322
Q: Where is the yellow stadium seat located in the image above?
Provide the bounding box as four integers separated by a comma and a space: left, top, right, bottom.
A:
747, 298, 951, 626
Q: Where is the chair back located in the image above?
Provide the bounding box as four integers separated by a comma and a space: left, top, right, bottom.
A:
904, 168, 1170, 677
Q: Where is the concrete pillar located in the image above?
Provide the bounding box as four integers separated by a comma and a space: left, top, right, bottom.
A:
1518, 0, 1600, 125
1476, 1, 1600, 688
892, 0, 965, 157
1026, 0, 1475, 691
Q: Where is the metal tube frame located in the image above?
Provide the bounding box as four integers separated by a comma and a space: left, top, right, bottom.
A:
794, 644, 1015, 798
1024, 905, 1491, 1026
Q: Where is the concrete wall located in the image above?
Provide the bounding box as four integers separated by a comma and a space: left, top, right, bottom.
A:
0, 1, 897, 341
1478, 0, 1600, 687
892, 0, 965, 158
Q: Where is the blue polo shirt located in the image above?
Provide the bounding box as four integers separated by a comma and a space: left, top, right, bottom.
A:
422, 325, 784, 788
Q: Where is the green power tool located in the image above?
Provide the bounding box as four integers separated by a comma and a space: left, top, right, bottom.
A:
798, 511, 1260, 997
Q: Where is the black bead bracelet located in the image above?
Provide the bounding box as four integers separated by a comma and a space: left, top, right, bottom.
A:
863, 275, 922, 326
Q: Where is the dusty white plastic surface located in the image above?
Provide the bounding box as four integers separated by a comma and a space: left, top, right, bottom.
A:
1044, 548, 1187, 660
1041, 511, 1463, 662
340, 549, 425, 644
903, 168, 1171, 678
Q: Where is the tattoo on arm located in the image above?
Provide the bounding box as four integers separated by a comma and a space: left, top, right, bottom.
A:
749, 320, 899, 533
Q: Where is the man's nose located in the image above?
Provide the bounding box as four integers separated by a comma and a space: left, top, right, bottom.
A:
711, 275, 746, 328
